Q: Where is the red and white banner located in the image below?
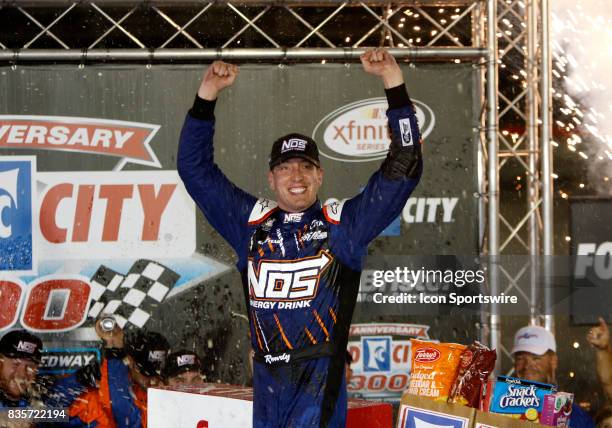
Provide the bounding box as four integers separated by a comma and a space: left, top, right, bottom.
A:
0, 116, 161, 170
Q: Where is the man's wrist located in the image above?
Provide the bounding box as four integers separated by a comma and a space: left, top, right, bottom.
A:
197, 85, 218, 101
382, 72, 404, 89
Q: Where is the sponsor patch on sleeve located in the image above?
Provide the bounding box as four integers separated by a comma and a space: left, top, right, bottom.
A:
248, 198, 278, 225
322, 199, 346, 225
399, 118, 414, 147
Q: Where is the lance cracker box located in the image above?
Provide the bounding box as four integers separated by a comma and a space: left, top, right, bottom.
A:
487, 376, 556, 422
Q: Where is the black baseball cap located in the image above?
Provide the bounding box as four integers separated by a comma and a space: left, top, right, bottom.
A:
162, 350, 202, 379
269, 133, 320, 169
0, 330, 43, 363
126, 331, 170, 377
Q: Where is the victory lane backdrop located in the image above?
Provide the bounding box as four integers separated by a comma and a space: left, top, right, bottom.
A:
0, 64, 478, 392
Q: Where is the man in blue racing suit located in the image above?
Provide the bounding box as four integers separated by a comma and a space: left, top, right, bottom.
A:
177, 48, 423, 428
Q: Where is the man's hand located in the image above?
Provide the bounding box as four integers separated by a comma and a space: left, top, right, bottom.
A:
95, 318, 124, 349
587, 317, 611, 351
360, 48, 404, 89
198, 61, 239, 101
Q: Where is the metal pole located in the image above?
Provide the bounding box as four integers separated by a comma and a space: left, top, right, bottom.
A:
486, 0, 501, 372
540, 0, 554, 332
473, 0, 488, 346
526, 0, 539, 324
0, 47, 488, 63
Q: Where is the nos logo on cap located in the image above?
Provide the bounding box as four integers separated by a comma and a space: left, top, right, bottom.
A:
16, 341, 37, 354
148, 350, 166, 362
281, 138, 307, 153
177, 354, 196, 366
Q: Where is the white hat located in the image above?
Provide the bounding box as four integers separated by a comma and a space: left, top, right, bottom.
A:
511, 325, 556, 355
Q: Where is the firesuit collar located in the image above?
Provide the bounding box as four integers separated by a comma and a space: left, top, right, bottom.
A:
277, 200, 322, 225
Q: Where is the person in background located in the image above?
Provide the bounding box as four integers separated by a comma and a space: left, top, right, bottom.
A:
162, 350, 204, 388
68, 319, 169, 428
587, 317, 612, 400
0, 330, 43, 409
512, 325, 595, 428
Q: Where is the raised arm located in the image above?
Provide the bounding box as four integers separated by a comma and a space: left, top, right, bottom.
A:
587, 317, 612, 399
177, 61, 257, 254
327, 49, 422, 266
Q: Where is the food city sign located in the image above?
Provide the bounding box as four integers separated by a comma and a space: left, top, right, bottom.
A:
0, 156, 196, 265
347, 323, 430, 400
312, 98, 435, 163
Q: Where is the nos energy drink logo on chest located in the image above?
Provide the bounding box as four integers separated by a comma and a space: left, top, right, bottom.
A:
0, 156, 36, 274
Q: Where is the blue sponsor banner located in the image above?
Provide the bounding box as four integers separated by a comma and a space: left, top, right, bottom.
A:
40, 347, 101, 375
399, 406, 469, 428
0, 156, 35, 273
362, 335, 391, 372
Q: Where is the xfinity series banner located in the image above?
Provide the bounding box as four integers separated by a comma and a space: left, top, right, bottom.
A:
0, 64, 478, 383
570, 198, 612, 325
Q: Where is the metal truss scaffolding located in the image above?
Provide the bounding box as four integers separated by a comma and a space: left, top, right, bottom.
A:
0, 0, 553, 374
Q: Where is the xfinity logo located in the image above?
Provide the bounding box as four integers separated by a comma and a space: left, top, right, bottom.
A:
281, 138, 307, 153
402, 197, 458, 224
16, 341, 37, 354
248, 251, 333, 301
264, 353, 290, 364
313, 97, 435, 163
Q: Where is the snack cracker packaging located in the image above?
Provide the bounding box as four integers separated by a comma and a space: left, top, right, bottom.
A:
407, 339, 466, 401
488, 376, 557, 422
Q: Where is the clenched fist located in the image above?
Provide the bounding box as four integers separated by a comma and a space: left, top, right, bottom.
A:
360, 48, 404, 89
587, 317, 611, 351
198, 61, 239, 101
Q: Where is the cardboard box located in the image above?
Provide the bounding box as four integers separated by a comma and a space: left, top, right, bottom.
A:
148, 383, 392, 428
397, 394, 475, 428
397, 394, 548, 428
474, 409, 548, 428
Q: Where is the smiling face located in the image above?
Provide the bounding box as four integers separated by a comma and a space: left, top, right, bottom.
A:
268, 158, 323, 213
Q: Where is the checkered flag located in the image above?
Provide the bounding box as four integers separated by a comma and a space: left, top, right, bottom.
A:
88, 260, 179, 329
